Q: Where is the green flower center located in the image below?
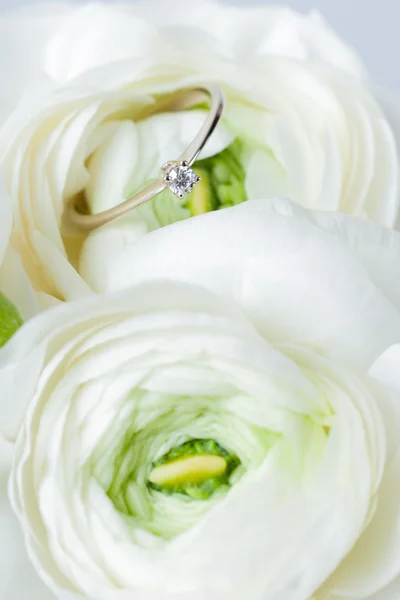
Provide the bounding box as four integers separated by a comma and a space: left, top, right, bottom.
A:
151, 139, 248, 226
91, 390, 277, 540
185, 139, 247, 215
148, 438, 241, 500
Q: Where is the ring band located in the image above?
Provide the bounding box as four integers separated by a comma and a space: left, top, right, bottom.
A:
67, 83, 225, 231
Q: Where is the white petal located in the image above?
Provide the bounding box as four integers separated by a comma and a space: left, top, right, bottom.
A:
79, 217, 149, 293
369, 345, 400, 393
297, 205, 400, 309
317, 378, 400, 598
373, 86, 400, 229
315, 350, 400, 598
245, 148, 288, 200
324, 71, 399, 227
30, 230, 93, 302
134, 1, 365, 76
0, 4, 71, 122
0, 178, 12, 265
369, 577, 400, 600
99, 199, 400, 369
0, 438, 55, 600
0, 247, 40, 320
46, 4, 157, 82
86, 120, 139, 214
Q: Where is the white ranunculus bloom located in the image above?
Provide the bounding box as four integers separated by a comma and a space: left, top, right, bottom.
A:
0, 0, 399, 303
1, 199, 400, 600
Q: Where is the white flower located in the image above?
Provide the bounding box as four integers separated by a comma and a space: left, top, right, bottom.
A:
0, 1, 398, 303
1, 199, 400, 600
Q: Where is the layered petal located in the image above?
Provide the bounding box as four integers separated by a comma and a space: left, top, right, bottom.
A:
0, 280, 387, 600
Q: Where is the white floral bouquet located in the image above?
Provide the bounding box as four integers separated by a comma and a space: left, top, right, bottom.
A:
1, 2, 400, 600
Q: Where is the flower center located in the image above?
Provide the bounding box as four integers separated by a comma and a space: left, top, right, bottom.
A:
150, 139, 248, 226
148, 438, 241, 500
187, 138, 247, 216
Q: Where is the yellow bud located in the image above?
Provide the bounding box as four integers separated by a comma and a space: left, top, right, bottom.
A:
148, 454, 227, 487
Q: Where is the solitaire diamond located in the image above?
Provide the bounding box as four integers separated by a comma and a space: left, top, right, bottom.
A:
165, 163, 200, 197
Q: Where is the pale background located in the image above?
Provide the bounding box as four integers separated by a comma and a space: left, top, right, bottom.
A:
0, 0, 398, 91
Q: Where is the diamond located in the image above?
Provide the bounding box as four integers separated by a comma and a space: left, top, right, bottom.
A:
166, 164, 200, 197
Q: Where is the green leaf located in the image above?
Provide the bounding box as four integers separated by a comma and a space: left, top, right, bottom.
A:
0, 293, 23, 347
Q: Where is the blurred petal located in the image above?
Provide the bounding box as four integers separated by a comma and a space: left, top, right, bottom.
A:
370, 345, 400, 393
373, 86, 400, 229
318, 383, 400, 598
79, 217, 149, 293
0, 178, 11, 265
0, 3, 71, 121
369, 577, 400, 600
134, 1, 365, 76
31, 230, 93, 302
312, 349, 400, 597
0, 438, 55, 600
0, 247, 40, 320
86, 120, 139, 214
46, 4, 156, 82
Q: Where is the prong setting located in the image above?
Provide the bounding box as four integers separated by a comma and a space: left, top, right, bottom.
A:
162, 161, 174, 172
164, 161, 200, 198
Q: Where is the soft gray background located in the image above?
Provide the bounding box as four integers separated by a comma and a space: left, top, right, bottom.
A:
1, 0, 398, 91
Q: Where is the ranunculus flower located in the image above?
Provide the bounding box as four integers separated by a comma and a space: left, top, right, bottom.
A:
0, 1, 399, 304
1, 199, 400, 600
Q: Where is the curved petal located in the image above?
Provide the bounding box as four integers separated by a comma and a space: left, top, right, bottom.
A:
94, 199, 400, 370
369, 577, 400, 600
0, 438, 55, 600
46, 4, 157, 82
369, 345, 400, 394
0, 177, 11, 265
0, 4, 71, 122
317, 381, 400, 598
128, 1, 365, 76
313, 349, 400, 598
373, 86, 400, 230
0, 247, 40, 320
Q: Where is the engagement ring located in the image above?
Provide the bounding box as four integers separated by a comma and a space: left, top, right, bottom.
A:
68, 83, 224, 231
